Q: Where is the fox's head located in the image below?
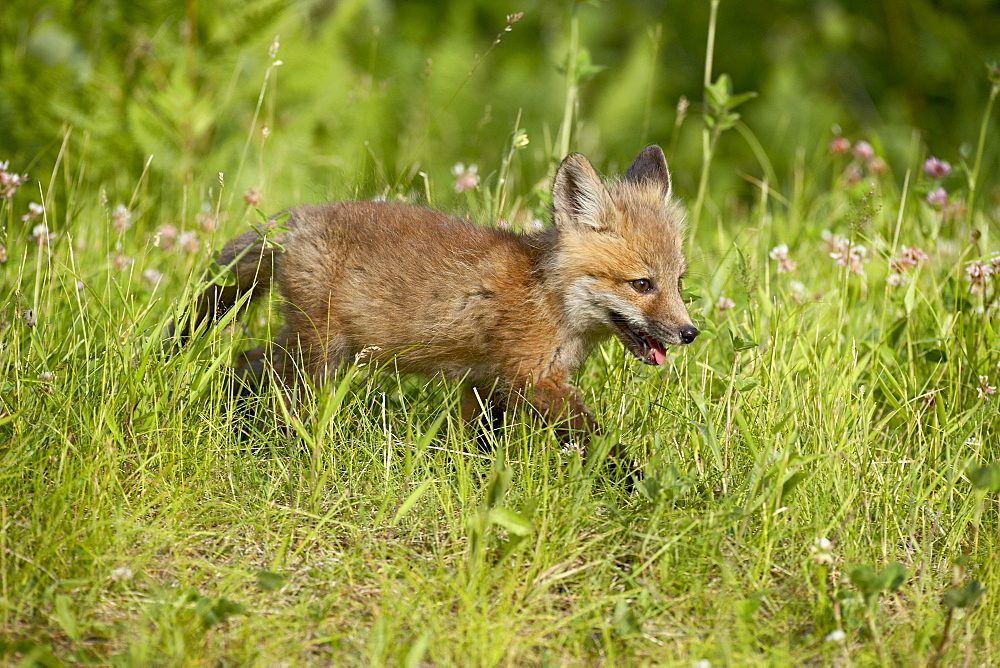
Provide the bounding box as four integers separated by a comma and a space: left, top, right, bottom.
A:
550, 145, 698, 365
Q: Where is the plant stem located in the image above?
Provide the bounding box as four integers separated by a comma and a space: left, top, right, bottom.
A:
929, 608, 954, 668
690, 0, 721, 253
556, 6, 580, 162
965, 81, 999, 228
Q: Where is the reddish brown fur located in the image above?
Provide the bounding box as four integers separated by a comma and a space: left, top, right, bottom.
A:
176, 146, 698, 446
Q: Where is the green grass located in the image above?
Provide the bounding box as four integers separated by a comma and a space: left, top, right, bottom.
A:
2, 4, 1000, 666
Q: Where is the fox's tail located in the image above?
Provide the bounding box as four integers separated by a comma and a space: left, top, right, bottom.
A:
168, 220, 289, 341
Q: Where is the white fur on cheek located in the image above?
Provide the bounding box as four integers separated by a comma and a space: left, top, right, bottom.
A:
563, 277, 608, 329
563, 277, 646, 332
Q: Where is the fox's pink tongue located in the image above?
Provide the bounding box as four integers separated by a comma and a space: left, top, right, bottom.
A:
647, 337, 667, 365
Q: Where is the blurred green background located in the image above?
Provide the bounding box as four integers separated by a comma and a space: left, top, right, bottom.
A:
1, 0, 998, 216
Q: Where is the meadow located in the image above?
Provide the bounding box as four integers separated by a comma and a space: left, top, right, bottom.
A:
2, 1, 1000, 664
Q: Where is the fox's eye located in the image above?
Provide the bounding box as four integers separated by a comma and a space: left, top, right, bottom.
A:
630, 278, 653, 293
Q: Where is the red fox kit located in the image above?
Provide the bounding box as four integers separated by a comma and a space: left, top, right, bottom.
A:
178, 145, 697, 444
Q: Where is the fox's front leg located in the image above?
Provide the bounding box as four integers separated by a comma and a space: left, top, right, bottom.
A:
460, 379, 596, 445
526, 374, 637, 471
461, 383, 509, 450
522, 374, 599, 440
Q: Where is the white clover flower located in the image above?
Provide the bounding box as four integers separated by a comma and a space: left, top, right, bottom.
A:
809, 536, 835, 565
112, 204, 132, 231
965, 260, 994, 295
769, 245, 798, 273
824, 629, 847, 643
178, 231, 200, 253
32, 223, 56, 246
143, 268, 163, 285
977, 375, 996, 400
0, 160, 28, 199
21, 201, 43, 222
451, 163, 480, 193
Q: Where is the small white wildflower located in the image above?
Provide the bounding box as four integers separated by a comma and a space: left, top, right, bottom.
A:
825, 629, 847, 643
788, 280, 807, 302
31, 223, 55, 246
561, 441, 585, 455
196, 202, 218, 231
451, 162, 480, 193
155, 223, 179, 249
769, 244, 789, 260
769, 244, 798, 273
692, 660, 712, 668
830, 244, 867, 276
111, 204, 132, 231
38, 371, 54, 383
143, 268, 163, 285
178, 230, 200, 253
809, 536, 835, 565
977, 375, 996, 400
716, 295, 735, 312
965, 260, 993, 295
0, 243, 6, 264
890, 246, 928, 274
0, 160, 28, 199
886, 273, 904, 287
112, 253, 134, 270
110, 565, 134, 582
902, 246, 928, 264
21, 201, 43, 222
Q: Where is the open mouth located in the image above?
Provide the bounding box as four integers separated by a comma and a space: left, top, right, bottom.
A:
610, 313, 667, 365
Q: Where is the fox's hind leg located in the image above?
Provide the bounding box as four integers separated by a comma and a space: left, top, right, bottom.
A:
167, 225, 281, 342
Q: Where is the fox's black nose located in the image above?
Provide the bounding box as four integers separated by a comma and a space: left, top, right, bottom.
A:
680, 326, 699, 344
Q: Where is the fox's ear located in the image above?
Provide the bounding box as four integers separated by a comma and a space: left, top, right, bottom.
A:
624, 145, 672, 200
552, 152, 614, 233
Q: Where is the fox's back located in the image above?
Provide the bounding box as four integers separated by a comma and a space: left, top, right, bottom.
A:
276, 201, 556, 378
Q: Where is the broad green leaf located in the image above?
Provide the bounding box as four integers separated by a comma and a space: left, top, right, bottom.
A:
53, 594, 79, 641
257, 570, 285, 592
968, 464, 1000, 493
487, 507, 534, 536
